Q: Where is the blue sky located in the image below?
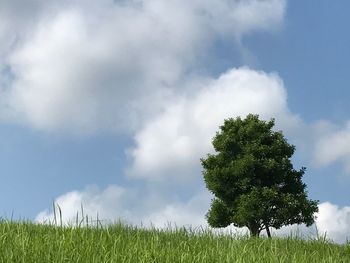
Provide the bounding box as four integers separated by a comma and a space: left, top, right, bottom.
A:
250, 1, 350, 123
1, 0, 350, 242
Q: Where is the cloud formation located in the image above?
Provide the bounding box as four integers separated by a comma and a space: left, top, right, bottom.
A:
313, 121, 350, 173
21, 0, 350, 245
0, 0, 286, 133
128, 67, 301, 179
36, 184, 350, 243
36, 184, 210, 229
316, 202, 350, 243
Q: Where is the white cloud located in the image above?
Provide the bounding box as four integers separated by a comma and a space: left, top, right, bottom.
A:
7, 9, 187, 133
268, 203, 350, 243
313, 121, 350, 173
36, 185, 132, 224
0, 0, 287, 133
194, 0, 286, 39
35, 184, 210, 228
128, 67, 301, 179
316, 202, 350, 243
5, 0, 346, 245
141, 192, 210, 228
35, 185, 350, 243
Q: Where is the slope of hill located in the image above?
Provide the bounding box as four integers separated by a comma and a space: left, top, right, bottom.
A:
0, 220, 349, 262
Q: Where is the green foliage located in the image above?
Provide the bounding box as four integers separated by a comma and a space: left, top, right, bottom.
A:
201, 114, 319, 237
0, 220, 349, 262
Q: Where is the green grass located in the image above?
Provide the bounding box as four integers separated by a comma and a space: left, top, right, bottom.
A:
0, 220, 349, 262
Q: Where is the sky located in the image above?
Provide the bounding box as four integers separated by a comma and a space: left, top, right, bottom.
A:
1, 0, 350, 243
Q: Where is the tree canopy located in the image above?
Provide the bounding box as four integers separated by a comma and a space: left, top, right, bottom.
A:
201, 114, 319, 237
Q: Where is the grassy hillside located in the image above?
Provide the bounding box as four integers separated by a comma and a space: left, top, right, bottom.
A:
0, 220, 349, 262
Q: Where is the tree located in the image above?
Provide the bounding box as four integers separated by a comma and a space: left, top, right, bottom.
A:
201, 114, 319, 237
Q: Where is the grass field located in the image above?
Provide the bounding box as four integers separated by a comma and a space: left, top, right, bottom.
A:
0, 220, 349, 262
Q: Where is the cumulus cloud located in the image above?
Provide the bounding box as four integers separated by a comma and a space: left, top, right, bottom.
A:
0, 0, 286, 133
6, 0, 350, 245
35, 185, 350, 243
36, 184, 210, 228
36, 185, 139, 225
7, 8, 189, 132
313, 121, 350, 173
128, 67, 301, 179
315, 202, 350, 243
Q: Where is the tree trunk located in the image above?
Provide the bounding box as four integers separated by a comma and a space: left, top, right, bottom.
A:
265, 224, 271, 238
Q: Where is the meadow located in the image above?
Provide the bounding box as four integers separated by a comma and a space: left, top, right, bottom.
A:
0, 219, 349, 262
